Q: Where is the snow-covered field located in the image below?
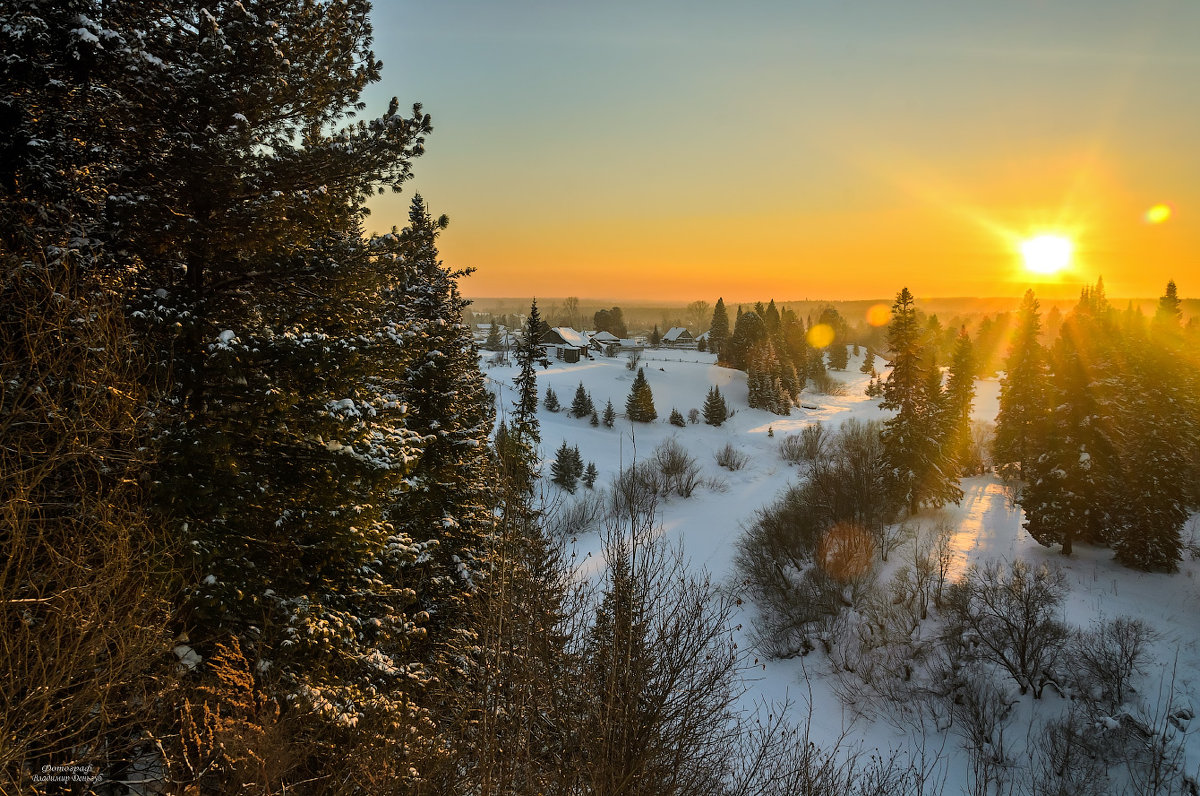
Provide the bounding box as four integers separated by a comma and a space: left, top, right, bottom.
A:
481, 347, 1200, 793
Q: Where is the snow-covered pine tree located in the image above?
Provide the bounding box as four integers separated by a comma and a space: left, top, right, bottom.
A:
487, 319, 503, 349
626, 368, 658, 422
993, 289, 1050, 479
381, 196, 498, 655
880, 287, 960, 512
584, 462, 600, 489
703, 386, 728, 426
591, 409, 600, 427
545, 386, 561, 412
669, 408, 686, 427
860, 349, 876, 374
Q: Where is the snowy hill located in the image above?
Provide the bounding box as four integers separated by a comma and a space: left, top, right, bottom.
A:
481, 346, 1200, 794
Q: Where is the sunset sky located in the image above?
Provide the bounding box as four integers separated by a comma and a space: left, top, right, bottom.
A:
363, 1, 1198, 302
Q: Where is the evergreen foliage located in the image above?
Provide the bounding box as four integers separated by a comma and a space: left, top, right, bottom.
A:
590, 409, 600, 427
724, 311, 767, 370
625, 368, 658, 422
551, 441, 579, 492
703, 386, 728, 426
584, 462, 600, 489
993, 289, 1049, 478
669, 408, 686, 427
880, 288, 961, 513
603, 399, 617, 428
570, 382, 595, 418
943, 327, 978, 476
544, 386, 561, 413
486, 319, 503, 349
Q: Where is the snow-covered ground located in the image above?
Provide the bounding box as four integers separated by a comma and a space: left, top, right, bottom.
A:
481, 346, 1200, 793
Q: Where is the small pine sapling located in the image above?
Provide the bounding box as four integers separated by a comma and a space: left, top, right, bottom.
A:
544, 386, 560, 413
669, 408, 685, 427
603, 399, 616, 428
583, 462, 599, 489
590, 409, 599, 426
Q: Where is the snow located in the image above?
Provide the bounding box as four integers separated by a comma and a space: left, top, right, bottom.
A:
482, 345, 1200, 792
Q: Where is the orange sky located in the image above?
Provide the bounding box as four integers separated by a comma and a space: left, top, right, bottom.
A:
364, 2, 1198, 302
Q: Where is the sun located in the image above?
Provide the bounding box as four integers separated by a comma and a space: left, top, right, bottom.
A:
1019, 234, 1073, 275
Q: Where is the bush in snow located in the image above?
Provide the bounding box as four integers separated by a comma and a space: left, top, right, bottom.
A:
668, 408, 686, 427
942, 559, 1069, 699
1069, 617, 1156, 711
714, 443, 748, 472
651, 438, 702, 498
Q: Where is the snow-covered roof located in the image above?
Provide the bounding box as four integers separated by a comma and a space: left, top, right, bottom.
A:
543, 327, 591, 348
696, 331, 710, 341
591, 330, 619, 342
662, 327, 693, 342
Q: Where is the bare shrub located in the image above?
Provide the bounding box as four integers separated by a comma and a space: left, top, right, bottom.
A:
625, 350, 642, 371
1070, 616, 1156, 711
546, 491, 607, 539
949, 667, 1016, 796
652, 438, 702, 498
943, 559, 1069, 698
962, 420, 994, 476
778, 433, 806, 465
1027, 707, 1109, 796
1, 267, 170, 791
715, 442, 749, 471
811, 371, 846, 395
733, 480, 876, 659
608, 461, 662, 521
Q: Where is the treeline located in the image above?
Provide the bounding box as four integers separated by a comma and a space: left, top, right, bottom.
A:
995, 281, 1200, 571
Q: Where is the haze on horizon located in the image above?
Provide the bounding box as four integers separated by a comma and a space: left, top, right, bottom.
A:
364, 1, 1199, 303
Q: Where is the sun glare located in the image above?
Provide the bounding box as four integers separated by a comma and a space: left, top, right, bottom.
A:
1019, 234, 1073, 276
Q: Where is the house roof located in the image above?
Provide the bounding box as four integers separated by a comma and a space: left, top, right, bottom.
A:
662, 327, 693, 342
591, 330, 619, 342
541, 327, 591, 348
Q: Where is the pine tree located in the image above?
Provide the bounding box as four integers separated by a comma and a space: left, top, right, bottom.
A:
584, 462, 600, 489
994, 290, 1049, 479
943, 328, 978, 475
545, 386, 561, 413
880, 287, 960, 512
827, 342, 850, 371
650, 324, 662, 347
385, 197, 497, 653
570, 382, 595, 418
625, 368, 657, 422
747, 341, 790, 415
860, 349, 876, 374
1153, 279, 1183, 331
669, 408, 686, 427
603, 400, 617, 428
551, 440, 579, 492
590, 409, 600, 427
725, 311, 767, 371
703, 386, 728, 426
487, 319, 502, 349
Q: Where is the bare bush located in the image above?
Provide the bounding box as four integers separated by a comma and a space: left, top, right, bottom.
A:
943, 559, 1069, 698
948, 667, 1016, 796
626, 350, 642, 371
652, 438, 702, 498
1070, 616, 1156, 711
608, 461, 662, 521
546, 491, 607, 539
777, 434, 806, 465
715, 443, 749, 471
0, 267, 171, 791
811, 371, 847, 395
1027, 707, 1109, 796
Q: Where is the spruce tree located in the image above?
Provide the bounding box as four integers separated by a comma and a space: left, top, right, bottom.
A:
626, 368, 658, 422
943, 328, 978, 475
650, 324, 662, 347
544, 386, 561, 413
486, 319, 502, 349
860, 349, 876, 375
584, 462, 600, 489
570, 382, 595, 418
669, 408, 686, 427
703, 386, 728, 426
994, 290, 1049, 479
725, 311, 767, 371
880, 288, 960, 512
603, 399, 617, 428
591, 409, 600, 427
551, 440, 579, 493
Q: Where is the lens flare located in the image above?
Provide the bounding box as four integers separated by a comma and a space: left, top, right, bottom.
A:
865, 304, 891, 327
818, 523, 875, 582
806, 323, 835, 348
1145, 204, 1172, 224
